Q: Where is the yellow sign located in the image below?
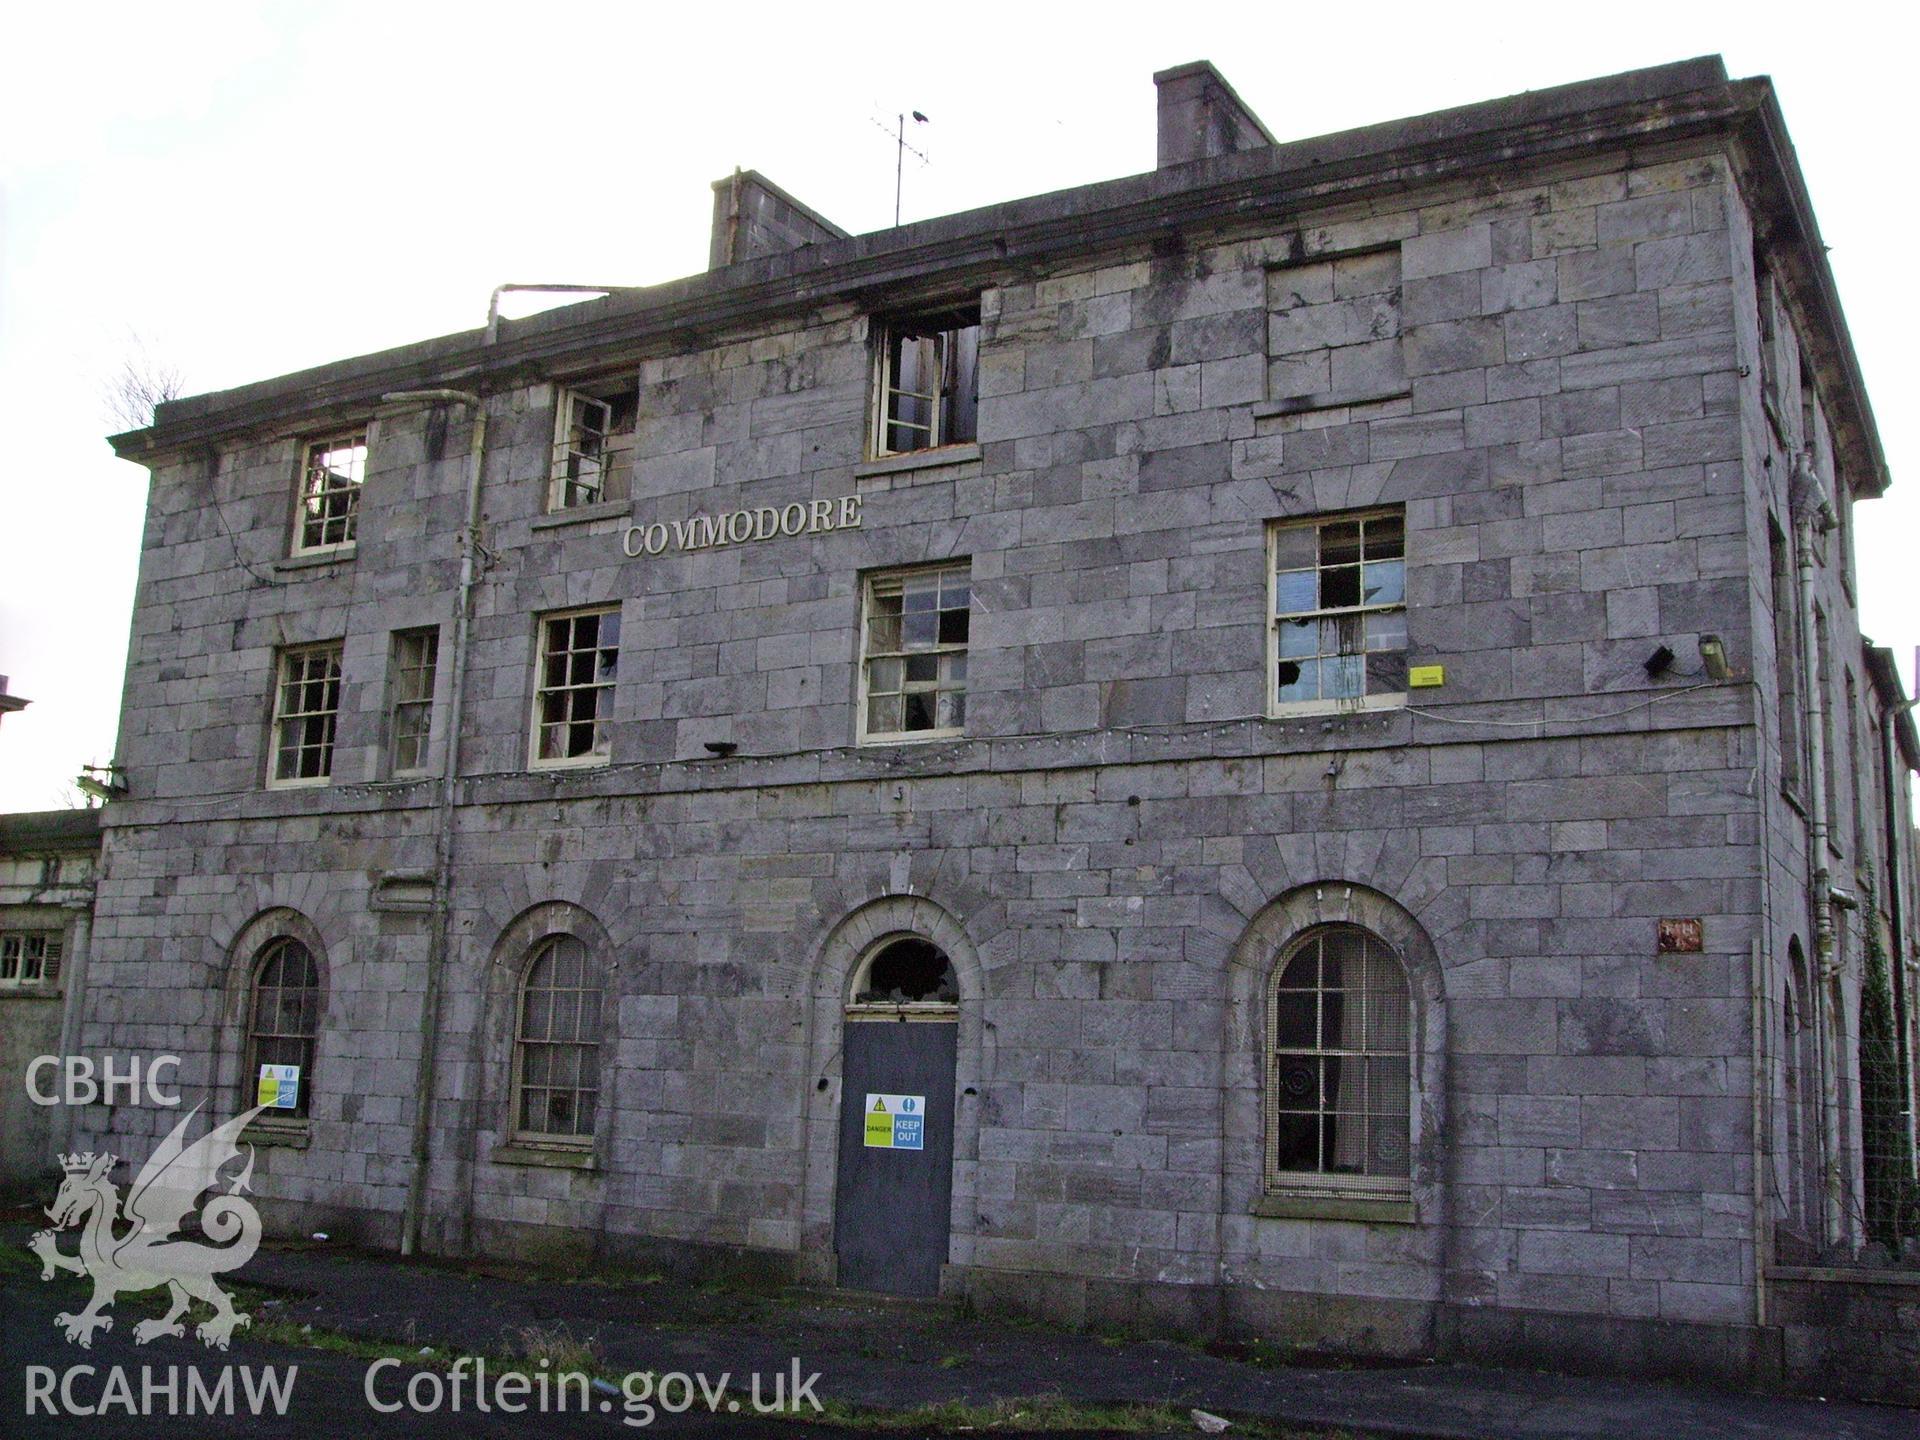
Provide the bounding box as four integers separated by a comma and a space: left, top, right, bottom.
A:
1408, 665, 1446, 688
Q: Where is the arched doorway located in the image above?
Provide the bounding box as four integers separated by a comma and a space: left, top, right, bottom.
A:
832, 934, 959, 1296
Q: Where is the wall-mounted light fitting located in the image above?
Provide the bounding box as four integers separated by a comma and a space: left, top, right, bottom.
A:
1698, 634, 1732, 681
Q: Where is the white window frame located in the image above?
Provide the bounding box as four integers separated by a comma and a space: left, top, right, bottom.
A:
387, 627, 439, 778
291, 431, 367, 556
549, 390, 615, 512
1267, 508, 1408, 718
0, 931, 62, 989
509, 934, 603, 1146
869, 308, 981, 459
1265, 925, 1415, 1202
528, 606, 620, 770
857, 563, 970, 745
269, 642, 345, 789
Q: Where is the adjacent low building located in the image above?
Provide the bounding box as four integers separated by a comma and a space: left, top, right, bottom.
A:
0, 809, 101, 1192
88, 56, 1919, 1396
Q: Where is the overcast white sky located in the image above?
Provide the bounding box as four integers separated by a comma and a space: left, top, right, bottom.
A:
0, 1, 1912, 812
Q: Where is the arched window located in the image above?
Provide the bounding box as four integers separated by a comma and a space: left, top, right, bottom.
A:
512, 935, 603, 1140
245, 937, 321, 1119
849, 936, 959, 1007
1267, 925, 1412, 1195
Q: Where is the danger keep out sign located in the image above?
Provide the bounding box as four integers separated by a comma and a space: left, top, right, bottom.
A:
863, 1093, 925, 1150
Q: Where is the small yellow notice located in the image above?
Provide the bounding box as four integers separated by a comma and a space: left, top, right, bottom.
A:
864, 1094, 894, 1148
1408, 665, 1446, 688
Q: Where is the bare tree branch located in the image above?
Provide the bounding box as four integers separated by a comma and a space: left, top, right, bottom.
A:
103, 333, 185, 431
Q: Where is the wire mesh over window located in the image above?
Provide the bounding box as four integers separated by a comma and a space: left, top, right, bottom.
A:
876, 310, 979, 455
388, 628, 438, 776
0, 932, 62, 987
863, 565, 968, 740
1271, 510, 1407, 710
296, 433, 366, 551
272, 643, 343, 784
514, 935, 602, 1141
245, 938, 320, 1119
533, 609, 619, 764
1267, 925, 1413, 1195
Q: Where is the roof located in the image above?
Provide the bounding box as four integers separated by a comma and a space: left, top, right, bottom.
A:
106, 56, 1889, 501
0, 808, 103, 855
1863, 646, 1920, 773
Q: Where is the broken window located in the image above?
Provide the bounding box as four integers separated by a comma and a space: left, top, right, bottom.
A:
851, 937, 959, 1006
245, 937, 320, 1119
294, 432, 366, 552
270, 642, 344, 786
0, 932, 61, 988
872, 307, 979, 456
1270, 510, 1407, 712
1265, 248, 1405, 409
550, 382, 636, 511
1267, 925, 1413, 1195
531, 607, 619, 766
388, 627, 439, 776
513, 934, 602, 1141
861, 563, 968, 742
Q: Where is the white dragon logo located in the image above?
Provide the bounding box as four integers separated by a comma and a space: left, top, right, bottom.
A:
28, 1104, 266, 1350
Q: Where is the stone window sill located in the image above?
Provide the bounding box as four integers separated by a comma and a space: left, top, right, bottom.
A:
855, 442, 982, 479
274, 549, 356, 575
531, 499, 630, 531
244, 1119, 310, 1149
1254, 1193, 1415, 1224
493, 1142, 596, 1171
1253, 390, 1410, 419
0, 986, 61, 1002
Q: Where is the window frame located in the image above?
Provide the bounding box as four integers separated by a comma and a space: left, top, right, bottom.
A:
528, 605, 621, 770
386, 627, 440, 779
243, 936, 321, 1123
868, 306, 981, 460
548, 383, 635, 512
857, 562, 970, 746
1266, 508, 1408, 718
1264, 924, 1415, 1202
509, 934, 604, 1147
268, 641, 346, 789
290, 430, 368, 556
0, 931, 62, 990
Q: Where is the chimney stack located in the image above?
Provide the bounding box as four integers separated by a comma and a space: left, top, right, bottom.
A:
1153, 61, 1275, 170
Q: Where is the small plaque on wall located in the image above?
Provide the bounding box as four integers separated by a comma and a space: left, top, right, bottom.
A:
1657, 918, 1704, 954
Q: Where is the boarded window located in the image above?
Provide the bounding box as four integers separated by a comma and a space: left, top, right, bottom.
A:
1265, 249, 1405, 408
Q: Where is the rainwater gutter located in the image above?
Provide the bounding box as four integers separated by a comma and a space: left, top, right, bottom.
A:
382, 387, 487, 1257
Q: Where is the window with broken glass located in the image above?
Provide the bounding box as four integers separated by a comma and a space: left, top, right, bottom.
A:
270, 643, 344, 786
871, 308, 980, 456
531, 608, 619, 766
388, 628, 439, 776
294, 432, 366, 553
1267, 925, 1413, 1197
0, 932, 61, 988
244, 937, 320, 1120
1269, 510, 1407, 712
513, 934, 602, 1142
861, 564, 968, 742
549, 384, 635, 511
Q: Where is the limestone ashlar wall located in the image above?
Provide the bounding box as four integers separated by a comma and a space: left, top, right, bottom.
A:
81, 139, 1771, 1341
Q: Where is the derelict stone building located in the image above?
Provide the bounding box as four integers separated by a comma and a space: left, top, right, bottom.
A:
87, 57, 1920, 1395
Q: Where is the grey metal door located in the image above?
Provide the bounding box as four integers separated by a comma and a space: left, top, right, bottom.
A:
833, 1017, 957, 1296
